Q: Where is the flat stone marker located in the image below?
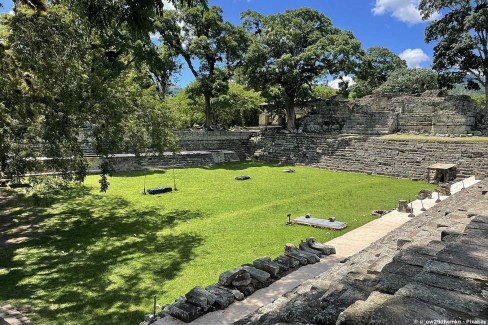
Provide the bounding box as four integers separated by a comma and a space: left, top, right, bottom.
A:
235, 175, 250, 181
294, 216, 347, 230
147, 187, 172, 195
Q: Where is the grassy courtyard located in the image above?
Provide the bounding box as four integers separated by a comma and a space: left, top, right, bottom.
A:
0, 162, 434, 324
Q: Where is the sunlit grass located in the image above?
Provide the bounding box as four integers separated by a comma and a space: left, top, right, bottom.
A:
0, 161, 434, 324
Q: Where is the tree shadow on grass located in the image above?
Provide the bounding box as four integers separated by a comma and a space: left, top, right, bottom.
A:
0, 186, 205, 324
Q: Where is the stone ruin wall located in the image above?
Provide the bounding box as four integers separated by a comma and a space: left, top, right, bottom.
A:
299, 93, 481, 135
251, 133, 488, 181
85, 150, 240, 172
79, 93, 488, 180
174, 130, 257, 160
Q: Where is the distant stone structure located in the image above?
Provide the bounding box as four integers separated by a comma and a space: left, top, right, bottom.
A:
299, 92, 480, 136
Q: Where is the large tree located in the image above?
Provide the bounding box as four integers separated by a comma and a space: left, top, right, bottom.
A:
240, 8, 362, 130
419, 0, 488, 109
0, 0, 202, 187
156, 6, 249, 130
352, 46, 407, 98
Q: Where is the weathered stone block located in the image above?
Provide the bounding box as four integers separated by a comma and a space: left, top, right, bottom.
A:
273, 255, 298, 271
253, 257, 280, 277
306, 237, 336, 255
205, 285, 235, 309
285, 243, 320, 264
218, 267, 245, 286
185, 286, 217, 312
232, 272, 252, 287
397, 200, 412, 213
417, 189, 433, 200
235, 284, 255, 296
284, 251, 308, 265
242, 265, 271, 283
299, 241, 322, 257
168, 300, 204, 323
230, 289, 245, 301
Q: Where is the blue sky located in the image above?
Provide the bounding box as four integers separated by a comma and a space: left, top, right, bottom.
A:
0, 0, 436, 87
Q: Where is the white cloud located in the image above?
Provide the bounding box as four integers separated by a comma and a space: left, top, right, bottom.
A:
328, 76, 356, 90
399, 48, 430, 68
372, 0, 439, 24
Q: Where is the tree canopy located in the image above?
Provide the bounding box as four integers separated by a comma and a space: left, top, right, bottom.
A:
156, 5, 250, 130
352, 46, 407, 98
419, 0, 488, 108
0, 0, 203, 187
240, 8, 362, 130
374, 68, 439, 94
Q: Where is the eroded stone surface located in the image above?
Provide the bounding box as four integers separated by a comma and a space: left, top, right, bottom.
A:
238, 180, 488, 325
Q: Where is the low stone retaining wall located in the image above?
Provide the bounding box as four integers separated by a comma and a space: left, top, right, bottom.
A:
86, 150, 239, 172
252, 133, 488, 181
175, 130, 257, 160
141, 238, 336, 324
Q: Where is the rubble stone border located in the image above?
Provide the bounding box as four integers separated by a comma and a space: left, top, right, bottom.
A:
140, 238, 336, 324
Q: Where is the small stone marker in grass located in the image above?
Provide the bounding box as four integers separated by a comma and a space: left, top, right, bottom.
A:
147, 187, 172, 195
235, 175, 250, 181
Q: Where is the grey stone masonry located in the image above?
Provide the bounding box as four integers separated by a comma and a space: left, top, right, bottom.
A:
175, 130, 257, 160
252, 133, 488, 181
85, 150, 239, 172
298, 93, 479, 136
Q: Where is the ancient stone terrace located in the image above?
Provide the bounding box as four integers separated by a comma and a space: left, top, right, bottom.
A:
299, 92, 479, 136
238, 180, 488, 325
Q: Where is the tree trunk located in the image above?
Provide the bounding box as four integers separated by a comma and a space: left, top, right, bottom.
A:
285, 100, 296, 131
204, 93, 213, 130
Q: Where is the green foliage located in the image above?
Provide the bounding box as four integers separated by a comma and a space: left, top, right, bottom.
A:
29, 175, 71, 196
419, 0, 488, 108
166, 82, 264, 128
0, 162, 434, 324
212, 83, 264, 128
165, 85, 206, 128
449, 82, 486, 109
352, 46, 407, 98
374, 68, 439, 94
240, 8, 362, 130
0, 1, 180, 190
470, 94, 486, 109
312, 84, 338, 100
156, 6, 250, 129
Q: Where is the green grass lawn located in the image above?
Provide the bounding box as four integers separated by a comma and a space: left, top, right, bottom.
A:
0, 161, 434, 324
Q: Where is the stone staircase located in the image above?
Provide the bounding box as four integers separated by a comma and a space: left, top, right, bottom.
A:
341, 111, 396, 135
